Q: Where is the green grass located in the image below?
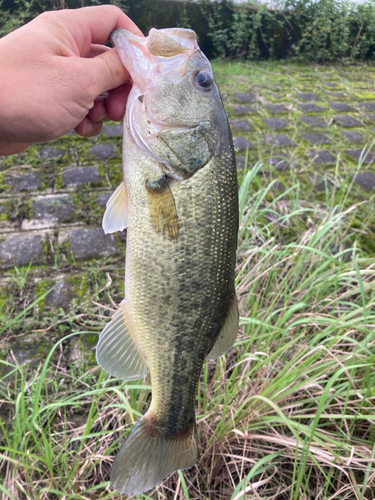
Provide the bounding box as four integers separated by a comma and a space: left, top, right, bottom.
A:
1, 157, 375, 499
2, 59, 375, 498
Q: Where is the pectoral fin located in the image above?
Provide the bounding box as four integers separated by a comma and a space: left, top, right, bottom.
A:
96, 300, 148, 381
146, 176, 179, 242
102, 181, 128, 234
206, 293, 239, 360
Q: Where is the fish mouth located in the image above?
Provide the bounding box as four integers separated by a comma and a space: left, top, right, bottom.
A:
111, 28, 199, 91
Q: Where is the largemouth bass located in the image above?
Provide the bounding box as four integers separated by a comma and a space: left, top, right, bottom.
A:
96, 26, 239, 495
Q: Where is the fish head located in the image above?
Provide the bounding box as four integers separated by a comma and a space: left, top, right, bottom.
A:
111, 28, 229, 180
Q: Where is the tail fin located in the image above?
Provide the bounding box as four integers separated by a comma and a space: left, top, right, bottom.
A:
111, 412, 198, 495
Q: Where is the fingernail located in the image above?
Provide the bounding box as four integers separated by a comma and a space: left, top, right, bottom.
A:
94, 92, 109, 101
81, 121, 93, 136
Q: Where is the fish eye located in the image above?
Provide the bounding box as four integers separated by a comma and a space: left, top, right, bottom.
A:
194, 70, 213, 90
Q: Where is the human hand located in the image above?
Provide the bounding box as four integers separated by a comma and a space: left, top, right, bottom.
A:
0, 6, 142, 155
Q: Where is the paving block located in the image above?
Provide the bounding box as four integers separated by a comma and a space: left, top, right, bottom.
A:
229, 119, 254, 131
345, 149, 374, 164
308, 175, 336, 192
296, 92, 320, 101
45, 278, 77, 308
366, 115, 375, 122
349, 172, 375, 191
233, 93, 256, 103
327, 92, 346, 99
96, 192, 112, 207
265, 104, 288, 114
68, 227, 119, 260
302, 133, 330, 145
0, 204, 8, 216
264, 134, 296, 147
298, 104, 326, 113
236, 156, 246, 170
263, 118, 288, 130
0, 233, 45, 268
102, 124, 123, 137
265, 155, 291, 171
329, 103, 355, 112
87, 144, 119, 160
4, 171, 41, 191
299, 116, 326, 127
62, 166, 101, 187
359, 102, 375, 111
333, 115, 362, 127
233, 137, 254, 151
7, 337, 51, 370
340, 131, 364, 143
307, 150, 336, 164
38, 147, 66, 159
32, 195, 75, 222
232, 105, 257, 116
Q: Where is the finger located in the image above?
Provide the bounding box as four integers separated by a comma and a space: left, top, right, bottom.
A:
82, 5, 143, 43
88, 44, 111, 58
68, 5, 143, 49
75, 117, 102, 137
106, 83, 131, 122
84, 47, 131, 98
33, 6, 143, 57
0, 143, 31, 156
87, 100, 108, 122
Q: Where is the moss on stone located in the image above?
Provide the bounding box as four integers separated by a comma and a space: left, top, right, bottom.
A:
108, 164, 123, 188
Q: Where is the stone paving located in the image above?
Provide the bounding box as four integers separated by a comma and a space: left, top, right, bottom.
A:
0, 138, 122, 270
1, 63, 375, 342
218, 63, 375, 191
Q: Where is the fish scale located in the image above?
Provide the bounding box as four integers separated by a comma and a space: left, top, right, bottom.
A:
96, 26, 238, 495
125, 131, 237, 431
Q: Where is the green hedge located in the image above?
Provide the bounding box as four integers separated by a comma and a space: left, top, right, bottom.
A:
284, 0, 375, 62
1, 0, 375, 62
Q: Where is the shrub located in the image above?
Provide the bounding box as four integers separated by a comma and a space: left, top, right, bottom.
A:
200, 0, 375, 62
1, 0, 375, 62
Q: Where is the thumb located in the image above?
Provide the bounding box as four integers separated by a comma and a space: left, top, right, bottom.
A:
86, 47, 131, 98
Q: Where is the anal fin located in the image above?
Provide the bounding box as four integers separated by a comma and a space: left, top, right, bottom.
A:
96, 300, 148, 381
206, 293, 239, 360
102, 181, 128, 234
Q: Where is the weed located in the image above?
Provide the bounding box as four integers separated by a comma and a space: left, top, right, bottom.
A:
1, 162, 375, 498
10, 263, 32, 292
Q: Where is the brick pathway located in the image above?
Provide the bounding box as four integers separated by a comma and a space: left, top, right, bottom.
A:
1, 63, 375, 350
221, 63, 375, 191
